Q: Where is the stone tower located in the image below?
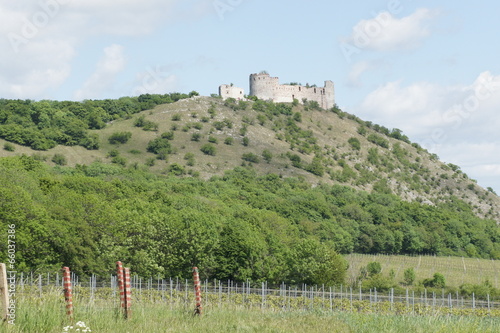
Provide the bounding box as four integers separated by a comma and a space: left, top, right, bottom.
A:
249, 72, 334, 109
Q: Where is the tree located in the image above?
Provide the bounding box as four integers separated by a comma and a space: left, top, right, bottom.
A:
262, 149, 273, 163
403, 267, 415, 285
108, 131, 132, 144
52, 153, 67, 166
200, 144, 216, 156
366, 261, 382, 277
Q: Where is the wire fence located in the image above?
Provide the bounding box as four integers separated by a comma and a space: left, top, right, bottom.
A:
12, 271, 500, 313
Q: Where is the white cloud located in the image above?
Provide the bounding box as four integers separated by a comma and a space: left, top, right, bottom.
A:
347, 61, 371, 87
355, 71, 500, 192
345, 8, 438, 52
74, 44, 126, 100
0, 0, 213, 99
131, 67, 178, 96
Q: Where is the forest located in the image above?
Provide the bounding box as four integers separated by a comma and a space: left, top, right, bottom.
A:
1, 155, 499, 285
0, 92, 197, 150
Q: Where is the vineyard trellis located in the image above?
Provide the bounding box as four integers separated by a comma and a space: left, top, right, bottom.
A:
8, 271, 500, 315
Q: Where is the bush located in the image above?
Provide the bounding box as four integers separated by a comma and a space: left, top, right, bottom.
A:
224, 137, 233, 145
52, 153, 67, 166
242, 153, 259, 163
348, 137, 361, 151
171, 114, 182, 121
367, 134, 389, 148
403, 268, 415, 286
191, 133, 201, 142
107, 149, 120, 157
367, 262, 382, 277
3, 142, 15, 151
422, 273, 446, 288
147, 138, 172, 154
262, 149, 272, 163
108, 131, 132, 144
200, 144, 216, 156
208, 136, 218, 144
111, 155, 127, 166
242, 137, 249, 146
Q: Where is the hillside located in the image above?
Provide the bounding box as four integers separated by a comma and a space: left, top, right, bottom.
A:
1, 94, 500, 282
1, 95, 499, 222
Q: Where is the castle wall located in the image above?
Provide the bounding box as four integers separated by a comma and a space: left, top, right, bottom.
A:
219, 84, 245, 100
249, 73, 334, 109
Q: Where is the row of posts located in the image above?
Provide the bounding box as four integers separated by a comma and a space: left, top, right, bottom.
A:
0, 262, 203, 324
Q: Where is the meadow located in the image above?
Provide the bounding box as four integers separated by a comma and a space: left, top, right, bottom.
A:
3, 275, 500, 333
346, 254, 500, 288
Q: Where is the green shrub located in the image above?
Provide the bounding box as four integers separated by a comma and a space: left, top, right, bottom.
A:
52, 153, 67, 166
108, 131, 132, 144
191, 133, 201, 142
242, 153, 259, 163
224, 137, 234, 145
200, 144, 216, 156
3, 142, 15, 151
367, 133, 389, 148
262, 149, 273, 163
348, 137, 361, 151
242, 137, 249, 146
111, 155, 127, 166
403, 268, 415, 286
208, 136, 218, 144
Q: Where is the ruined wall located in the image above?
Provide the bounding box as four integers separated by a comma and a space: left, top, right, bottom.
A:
249, 73, 334, 109
219, 84, 245, 100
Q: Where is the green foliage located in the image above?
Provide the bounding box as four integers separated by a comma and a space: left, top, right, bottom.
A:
367, 262, 382, 276
200, 144, 216, 156
0, 94, 191, 150
224, 137, 234, 145
348, 137, 361, 151
0, 156, 499, 281
422, 273, 446, 288
171, 113, 182, 121
367, 134, 389, 149
242, 137, 249, 146
403, 268, 415, 285
108, 131, 132, 144
191, 133, 201, 142
242, 153, 259, 163
147, 137, 172, 155
111, 155, 127, 166
51, 153, 67, 166
3, 142, 15, 151
262, 149, 273, 163
208, 136, 218, 144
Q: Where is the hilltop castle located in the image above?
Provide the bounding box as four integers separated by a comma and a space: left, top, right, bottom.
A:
219, 72, 335, 109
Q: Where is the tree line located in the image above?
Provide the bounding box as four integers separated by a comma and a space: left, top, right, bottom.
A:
0, 155, 499, 285
0, 92, 198, 150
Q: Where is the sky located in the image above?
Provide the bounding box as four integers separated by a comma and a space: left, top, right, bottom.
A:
1, 0, 500, 193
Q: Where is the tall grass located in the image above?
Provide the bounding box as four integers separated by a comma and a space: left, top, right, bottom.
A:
3, 288, 500, 333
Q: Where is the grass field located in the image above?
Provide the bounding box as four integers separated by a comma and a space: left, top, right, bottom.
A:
3, 290, 500, 333
345, 254, 500, 288
0, 299, 500, 333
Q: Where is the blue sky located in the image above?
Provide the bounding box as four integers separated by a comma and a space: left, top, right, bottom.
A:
2, 0, 500, 194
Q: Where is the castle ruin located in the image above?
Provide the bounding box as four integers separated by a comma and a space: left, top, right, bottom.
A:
219, 72, 335, 109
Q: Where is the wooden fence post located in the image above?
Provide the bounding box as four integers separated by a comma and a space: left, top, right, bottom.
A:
116, 261, 125, 315
0, 263, 10, 322
124, 267, 132, 319
192, 267, 202, 315
62, 267, 73, 321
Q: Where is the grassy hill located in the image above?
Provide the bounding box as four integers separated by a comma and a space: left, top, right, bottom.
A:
1, 95, 499, 222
